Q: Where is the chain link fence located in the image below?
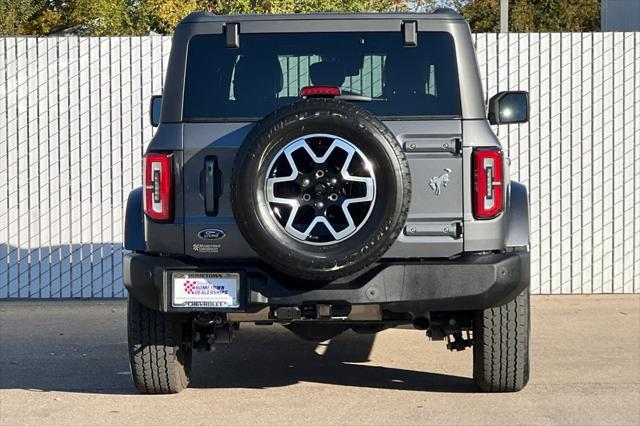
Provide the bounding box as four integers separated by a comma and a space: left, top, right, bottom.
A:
0, 33, 638, 297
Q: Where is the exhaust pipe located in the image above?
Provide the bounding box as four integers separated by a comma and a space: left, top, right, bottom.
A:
413, 317, 430, 330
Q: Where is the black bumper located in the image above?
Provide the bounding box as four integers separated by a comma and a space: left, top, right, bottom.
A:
124, 251, 530, 314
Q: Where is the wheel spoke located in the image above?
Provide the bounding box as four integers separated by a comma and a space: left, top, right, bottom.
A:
264, 133, 376, 245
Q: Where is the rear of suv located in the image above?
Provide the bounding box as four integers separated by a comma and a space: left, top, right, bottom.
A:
124, 9, 532, 394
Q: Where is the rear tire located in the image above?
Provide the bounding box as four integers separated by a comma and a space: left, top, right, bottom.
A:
473, 287, 530, 392
127, 296, 193, 394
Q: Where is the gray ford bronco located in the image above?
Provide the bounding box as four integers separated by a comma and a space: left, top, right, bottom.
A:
124, 9, 531, 394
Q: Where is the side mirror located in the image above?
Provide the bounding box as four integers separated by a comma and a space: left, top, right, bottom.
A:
488, 91, 529, 125
149, 95, 162, 127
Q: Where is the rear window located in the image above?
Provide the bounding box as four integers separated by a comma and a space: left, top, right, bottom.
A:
183, 32, 461, 120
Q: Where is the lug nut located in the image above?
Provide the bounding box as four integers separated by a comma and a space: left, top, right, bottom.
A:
315, 170, 324, 178
302, 178, 310, 187
330, 178, 338, 186
328, 193, 338, 201
302, 194, 311, 202
315, 202, 324, 209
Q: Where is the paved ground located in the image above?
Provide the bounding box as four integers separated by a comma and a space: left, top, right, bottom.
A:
0, 296, 638, 426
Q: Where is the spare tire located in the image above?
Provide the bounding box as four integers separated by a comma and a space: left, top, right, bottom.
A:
231, 99, 410, 280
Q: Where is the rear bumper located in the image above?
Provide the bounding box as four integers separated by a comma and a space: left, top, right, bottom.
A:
124, 251, 529, 314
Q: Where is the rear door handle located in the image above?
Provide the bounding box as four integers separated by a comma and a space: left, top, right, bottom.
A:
204, 157, 219, 215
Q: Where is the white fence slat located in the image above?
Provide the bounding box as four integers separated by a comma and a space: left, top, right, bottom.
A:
0, 37, 7, 298
591, 33, 604, 293
620, 33, 634, 294
600, 32, 615, 294
559, 33, 573, 294
612, 32, 625, 293
569, 33, 582, 293
633, 33, 640, 293
579, 34, 591, 294
527, 33, 542, 294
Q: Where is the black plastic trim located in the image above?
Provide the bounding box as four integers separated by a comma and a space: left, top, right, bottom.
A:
124, 251, 530, 314
225, 22, 240, 48
124, 187, 145, 251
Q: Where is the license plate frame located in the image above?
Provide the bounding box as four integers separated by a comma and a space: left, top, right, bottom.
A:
171, 272, 241, 309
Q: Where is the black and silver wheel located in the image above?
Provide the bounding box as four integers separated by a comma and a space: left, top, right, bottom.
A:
265, 133, 376, 244
231, 99, 411, 280
127, 296, 193, 394
473, 287, 530, 392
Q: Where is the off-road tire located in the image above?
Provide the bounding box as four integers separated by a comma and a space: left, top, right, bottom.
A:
473, 287, 530, 392
127, 296, 193, 394
231, 98, 411, 281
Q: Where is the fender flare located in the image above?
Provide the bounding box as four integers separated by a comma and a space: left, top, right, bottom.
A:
124, 187, 145, 251
505, 181, 530, 249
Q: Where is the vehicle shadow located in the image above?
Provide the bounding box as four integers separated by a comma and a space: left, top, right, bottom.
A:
191, 327, 475, 393
0, 301, 475, 395
191, 328, 476, 392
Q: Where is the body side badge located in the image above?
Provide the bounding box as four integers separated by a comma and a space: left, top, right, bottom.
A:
429, 168, 452, 196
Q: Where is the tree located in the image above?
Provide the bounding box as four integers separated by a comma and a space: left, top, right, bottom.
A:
1, 0, 602, 35
136, 0, 208, 34
459, 0, 600, 32
206, 0, 410, 14
8, 0, 418, 35
13, 0, 135, 35
0, 0, 41, 35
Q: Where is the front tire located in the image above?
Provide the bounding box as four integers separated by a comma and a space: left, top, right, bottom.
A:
127, 296, 193, 394
473, 287, 530, 392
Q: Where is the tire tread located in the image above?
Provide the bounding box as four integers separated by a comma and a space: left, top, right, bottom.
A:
127, 297, 191, 394
473, 288, 530, 392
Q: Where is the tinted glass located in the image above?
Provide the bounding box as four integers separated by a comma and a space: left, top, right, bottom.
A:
150, 96, 162, 126
183, 32, 461, 120
498, 92, 528, 123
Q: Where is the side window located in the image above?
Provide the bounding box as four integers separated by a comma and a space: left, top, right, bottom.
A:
343, 55, 385, 98
426, 64, 437, 96
277, 55, 321, 98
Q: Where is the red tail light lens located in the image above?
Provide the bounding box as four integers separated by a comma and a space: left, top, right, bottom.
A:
300, 85, 341, 97
144, 153, 172, 221
473, 148, 504, 219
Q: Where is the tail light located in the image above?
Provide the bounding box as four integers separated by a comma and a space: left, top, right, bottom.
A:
144, 153, 172, 221
300, 85, 341, 97
473, 148, 504, 219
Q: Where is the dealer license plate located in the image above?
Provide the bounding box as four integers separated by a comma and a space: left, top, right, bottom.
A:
172, 272, 240, 308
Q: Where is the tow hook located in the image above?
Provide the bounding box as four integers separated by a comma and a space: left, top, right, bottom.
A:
193, 313, 238, 352
446, 331, 473, 351
427, 314, 474, 351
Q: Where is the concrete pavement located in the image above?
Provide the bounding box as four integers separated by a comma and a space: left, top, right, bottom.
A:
0, 295, 639, 425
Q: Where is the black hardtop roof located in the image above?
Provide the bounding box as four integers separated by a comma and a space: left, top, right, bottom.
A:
180, 9, 463, 25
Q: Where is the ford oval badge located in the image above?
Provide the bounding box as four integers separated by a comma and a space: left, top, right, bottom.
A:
198, 228, 226, 240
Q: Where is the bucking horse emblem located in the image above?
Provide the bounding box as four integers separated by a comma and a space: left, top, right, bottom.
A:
429, 168, 452, 196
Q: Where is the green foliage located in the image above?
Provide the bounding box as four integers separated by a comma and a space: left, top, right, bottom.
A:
69, 0, 134, 35
0, 0, 41, 35
2, 0, 601, 35
208, 0, 408, 14
460, 0, 600, 32
136, 0, 208, 34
